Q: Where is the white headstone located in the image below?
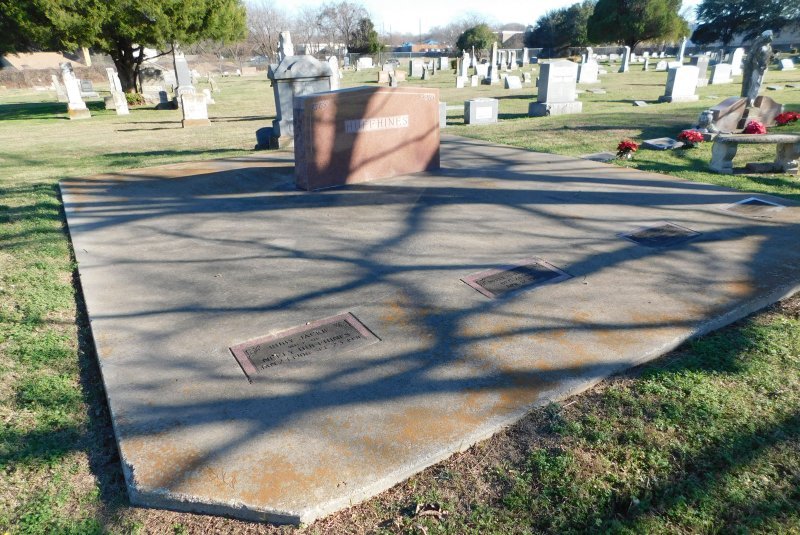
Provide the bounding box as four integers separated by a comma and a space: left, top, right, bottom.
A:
730, 48, 745, 76
619, 46, 631, 73
327, 57, 341, 90
111, 90, 129, 115
181, 93, 209, 127
578, 60, 599, 83
455, 76, 465, 88
460, 51, 470, 78
277, 31, 294, 62
60, 63, 90, 119
356, 56, 373, 69
489, 42, 499, 83
106, 68, 123, 92
471, 75, 479, 87
710, 63, 733, 84
678, 37, 688, 63
51, 74, 68, 102
780, 58, 796, 71
659, 65, 700, 103
504, 75, 522, 89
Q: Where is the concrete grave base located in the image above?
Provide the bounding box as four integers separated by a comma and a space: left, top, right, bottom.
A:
528, 101, 583, 117
182, 118, 211, 128
269, 135, 293, 149
61, 136, 800, 525
68, 107, 91, 120
658, 95, 700, 103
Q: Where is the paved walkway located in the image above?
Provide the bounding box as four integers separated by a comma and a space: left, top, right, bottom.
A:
61, 135, 800, 524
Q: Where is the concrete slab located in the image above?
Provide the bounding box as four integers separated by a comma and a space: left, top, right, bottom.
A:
61, 136, 800, 525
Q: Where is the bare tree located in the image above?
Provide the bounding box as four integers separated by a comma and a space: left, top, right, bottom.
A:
247, 0, 289, 61
427, 13, 492, 51
318, 1, 369, 51
292, 5, 324, 54
226, 39, 253, 70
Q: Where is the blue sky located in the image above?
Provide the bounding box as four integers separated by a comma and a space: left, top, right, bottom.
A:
269, 0, 702, 35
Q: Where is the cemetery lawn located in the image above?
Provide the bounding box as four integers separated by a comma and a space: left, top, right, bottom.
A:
1, 64, 800, 533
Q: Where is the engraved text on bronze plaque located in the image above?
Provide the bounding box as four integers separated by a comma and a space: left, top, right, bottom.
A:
230, 313, 379, 381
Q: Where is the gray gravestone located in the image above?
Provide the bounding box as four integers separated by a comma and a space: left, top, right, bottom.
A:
51, 74, 68, 102
173, 48, 194, 107
464, 98, 498, 124
642, 137, 684, 150
79, 79, 98, 97
266, 32, 333, 148
529, 60, 582, 116
439, 101, 447, 128
691, 56, 710, 86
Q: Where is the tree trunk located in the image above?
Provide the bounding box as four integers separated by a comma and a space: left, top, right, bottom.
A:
108, 39, 145, 93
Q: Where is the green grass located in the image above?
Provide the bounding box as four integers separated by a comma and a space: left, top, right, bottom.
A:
1, 64, 800, 534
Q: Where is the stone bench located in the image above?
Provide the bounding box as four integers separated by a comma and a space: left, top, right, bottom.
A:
710, 133, 800, 175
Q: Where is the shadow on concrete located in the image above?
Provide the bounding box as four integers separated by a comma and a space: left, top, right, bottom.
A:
57, 134, 800, 523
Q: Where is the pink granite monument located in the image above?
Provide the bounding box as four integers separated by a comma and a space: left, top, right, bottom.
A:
293, 86, 441, 190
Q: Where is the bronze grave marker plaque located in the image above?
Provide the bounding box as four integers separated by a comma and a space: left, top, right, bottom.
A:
620, 222, 700, 248
722, 197, 784, 217
461, 258, 572, 299
230, 312, 379, 381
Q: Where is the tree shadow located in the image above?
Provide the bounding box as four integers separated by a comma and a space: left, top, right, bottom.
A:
56, 129, 800, 525
0, 101, 68, 121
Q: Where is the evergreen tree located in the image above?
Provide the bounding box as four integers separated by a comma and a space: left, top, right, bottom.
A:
526, 1, 595, 52
455, 24, 496, 55
0, 0, 246, 92
692, 0, 800, 46
350, 17, 382, 54
587, 0, 688, 49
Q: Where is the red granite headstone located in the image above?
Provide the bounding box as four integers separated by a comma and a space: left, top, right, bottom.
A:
293, 86, 440, 190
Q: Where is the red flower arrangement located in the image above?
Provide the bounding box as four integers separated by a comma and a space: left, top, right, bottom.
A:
617, 139, 639, 159
677, 129, 704, 148
775, 111, 800, 126
743, 120, 767, 134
